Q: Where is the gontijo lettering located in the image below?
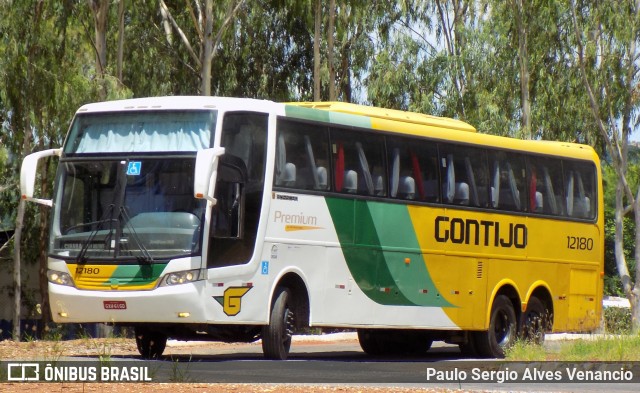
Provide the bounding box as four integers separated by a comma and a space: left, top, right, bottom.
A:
435, 216, 527, 249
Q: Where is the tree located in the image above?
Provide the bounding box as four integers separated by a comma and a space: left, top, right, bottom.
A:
159, 0, 246, 96
570, 0, 640, 331
1, 0, 108, 340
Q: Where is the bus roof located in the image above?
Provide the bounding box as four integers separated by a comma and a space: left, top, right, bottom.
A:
288, 102, 477, 133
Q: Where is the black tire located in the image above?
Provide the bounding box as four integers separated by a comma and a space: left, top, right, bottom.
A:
262, 287, 294, 360
474, 295, 517, 358
134, 327, 167, 359
459, 332, 478, 357
357, 329, 384, 355
518, 296, 548, 345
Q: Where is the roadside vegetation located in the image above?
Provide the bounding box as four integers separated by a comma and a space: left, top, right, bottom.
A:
507, 306, 640, 361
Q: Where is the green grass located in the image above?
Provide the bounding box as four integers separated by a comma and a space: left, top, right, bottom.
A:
506, 334, 640, 361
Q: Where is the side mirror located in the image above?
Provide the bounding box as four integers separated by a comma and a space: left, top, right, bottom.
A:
20, 148, 62, 207
194, 146, 225, 204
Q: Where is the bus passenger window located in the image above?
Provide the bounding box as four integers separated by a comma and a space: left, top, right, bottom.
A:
564, 161, 596, 219
387, 138, 439, 202
330, 128, 385, 196
527, 156, 564, 216
490, 151, 526, 212
274, 119, 329, 190
439, 144, 488, 207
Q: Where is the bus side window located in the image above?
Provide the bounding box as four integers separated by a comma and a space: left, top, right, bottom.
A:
439, 145, 488, 207
331, 128, 385, 196
387, 138, 438, 202
564, 161, 595, 219
491, 151, 526, 212
274, 119, 329, 190
527, 157, 563, 216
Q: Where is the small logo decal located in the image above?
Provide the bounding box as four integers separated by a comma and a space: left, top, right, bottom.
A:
214, 287, 252, 316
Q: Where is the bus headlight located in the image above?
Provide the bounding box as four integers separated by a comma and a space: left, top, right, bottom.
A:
47, 270, 74, 287
160, 269, 203, 287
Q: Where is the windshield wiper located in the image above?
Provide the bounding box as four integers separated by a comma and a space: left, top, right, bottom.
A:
119, 206, 154, 264
75, 204, 117, 264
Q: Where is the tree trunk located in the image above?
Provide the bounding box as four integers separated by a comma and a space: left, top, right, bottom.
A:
200, 0, 214, 95
313, 0, 321, 101
13, 200, 24, 341
89, 0, 109, 99
615, 181, 634, 303
116, 0, 125, 84
633, 186, 640, 332
327, 0, 336, 101
512, 0, 531, 139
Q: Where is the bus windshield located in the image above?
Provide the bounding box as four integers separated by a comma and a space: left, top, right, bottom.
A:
50, 157, 206, 261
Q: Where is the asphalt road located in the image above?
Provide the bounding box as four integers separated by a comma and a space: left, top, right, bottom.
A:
67, 335, 640, 392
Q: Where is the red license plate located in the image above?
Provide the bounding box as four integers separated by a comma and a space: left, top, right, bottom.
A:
103, 301, 127, 310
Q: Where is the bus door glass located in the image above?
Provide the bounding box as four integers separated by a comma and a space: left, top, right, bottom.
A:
208, 112, 268, 268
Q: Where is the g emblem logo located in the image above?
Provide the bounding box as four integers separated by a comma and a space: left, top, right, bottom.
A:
214, 287, 252, 316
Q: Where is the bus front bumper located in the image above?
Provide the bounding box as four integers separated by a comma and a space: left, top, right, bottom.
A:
48, 280, 213, 324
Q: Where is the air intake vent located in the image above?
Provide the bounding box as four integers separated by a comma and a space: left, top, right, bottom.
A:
476, 261, 483, 279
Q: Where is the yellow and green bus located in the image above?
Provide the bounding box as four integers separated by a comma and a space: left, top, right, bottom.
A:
21, 97, 603, 359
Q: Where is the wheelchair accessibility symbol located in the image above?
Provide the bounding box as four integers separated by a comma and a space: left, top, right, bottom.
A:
127, 161, 141, 176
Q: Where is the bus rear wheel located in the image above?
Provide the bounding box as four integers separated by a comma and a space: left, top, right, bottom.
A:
519, 296, 548, 345
134, 327, 167, 359
474, 295, 517, 358
262, 287, 294, 360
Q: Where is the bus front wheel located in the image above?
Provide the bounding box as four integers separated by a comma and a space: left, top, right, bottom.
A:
474, 295, 517, 358
134, 327, 167, 359
262, 287, 294, 360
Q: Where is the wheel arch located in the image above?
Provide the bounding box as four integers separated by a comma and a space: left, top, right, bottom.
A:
269, 269, 310, 329
486, 281, 522, 329
526, 283, 554, 329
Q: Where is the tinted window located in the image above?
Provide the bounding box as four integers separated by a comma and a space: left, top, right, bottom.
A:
274, 119, 330, 190
489, 151, 526, 211
439, 144, 489, 207
331, 128, 386, 196
387, 138, 439, 202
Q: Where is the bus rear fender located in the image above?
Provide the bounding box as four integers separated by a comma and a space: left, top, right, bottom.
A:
524, 283, 554, 328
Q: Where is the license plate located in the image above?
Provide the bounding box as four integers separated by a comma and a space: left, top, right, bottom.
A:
103, 301, 127, 310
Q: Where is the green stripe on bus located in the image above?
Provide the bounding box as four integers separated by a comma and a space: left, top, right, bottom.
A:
326, 197, 452, 307
105, 263, 167, 287
285, 105, 330, 123
367, 202, 453, 307
285, 105, 372, 129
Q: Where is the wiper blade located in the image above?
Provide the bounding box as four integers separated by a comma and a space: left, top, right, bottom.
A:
120, 206, 154, 264
75, 204, 116, 264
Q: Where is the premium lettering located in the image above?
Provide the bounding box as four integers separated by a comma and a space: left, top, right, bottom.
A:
274, 210, 318, 226
434, 216, 527, 249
